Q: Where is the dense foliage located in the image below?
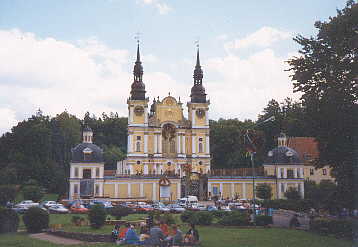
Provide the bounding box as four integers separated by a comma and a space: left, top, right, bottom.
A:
261, 199, 312, 212
22, 185, 44, 202
109, 205, 133, 220
310, 217, 352, 239
23, 207, 49, 233
88, 204, 107, 229
0, 207, 19, 233
304, 180, 339, 213
218, 211, 249, 226
255, 215, 273, 226
287, 1, 358, 209
284, 187, 301, 201
0, 185, 17, 206
256, 184, 272, 200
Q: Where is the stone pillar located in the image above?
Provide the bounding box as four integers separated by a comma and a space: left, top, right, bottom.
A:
152, 183, 157, 201
99, 183, 103, 197
277, 167, 281, 178
69, 183, 74, 200
294, 168, 297, 178
154, 134, 158, 153
127, 135, 132, 153
79, 167, 83, 179
140, 183, 144, 197
129, 107, 134, 123
278, 182, 282, 199
144, 107, 148, 125
128, 183, 131, 198
192, 109, 196, 126
284, 168, 287, 178
283, 183, 287, 195
208, 183, 212, 196
129, 164, 133, 175
144, 134, 148, 154
300, 182, 304, 198
231, 183, 235, 199
243, 183, 247, 199
115, 184, 119, 198
182, 135, 186, 154
70, 167, 74, 178
177, 135, 181, 154
299, 168, 303, 178
192, 136, 196, 154
205, 110, 209, 125
220, 183, 223, 198
206, 136, 210, 154
158, 134, 162, 153
177, 183, 181, 199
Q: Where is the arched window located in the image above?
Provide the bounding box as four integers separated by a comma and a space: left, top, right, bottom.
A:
136, 141, 141, 152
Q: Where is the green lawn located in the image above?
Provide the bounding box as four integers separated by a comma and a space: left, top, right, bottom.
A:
12, 213, 352, 247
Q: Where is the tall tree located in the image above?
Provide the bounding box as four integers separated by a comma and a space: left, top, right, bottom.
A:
287, 1, 358, 208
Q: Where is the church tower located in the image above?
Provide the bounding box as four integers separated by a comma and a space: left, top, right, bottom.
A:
187, 48, 211, 173
127, 43, 149, 161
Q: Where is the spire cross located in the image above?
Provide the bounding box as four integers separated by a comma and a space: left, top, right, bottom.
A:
134, 32, 142, 44
195, 39, 200, 48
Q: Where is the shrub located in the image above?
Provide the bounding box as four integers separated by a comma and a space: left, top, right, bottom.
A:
256, 184, 272, 200
218, 212, 249, 226
211, 210, 231, 218
284, 187, 301, 200
0, 185, 17, 206
88, 204, 106, 229
181, 211, 195, 223
23, 207, 49, 233
22, 185, 44, 202
310, 218, 352, 239
109, 206, 132, 220
0, 207, 19, 233
261, 199, 312, 212
160, 213, 176, 225
196, 211, 213, 225
255, 215, 272, 226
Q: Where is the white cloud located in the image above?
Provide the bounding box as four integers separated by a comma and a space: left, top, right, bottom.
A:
224, 26, 292, 51
139, 0, 172, 15
0, 29, 179, 135
0, 108, 17, 134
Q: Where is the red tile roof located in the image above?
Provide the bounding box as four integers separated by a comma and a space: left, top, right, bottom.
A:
287, 137, 319, 162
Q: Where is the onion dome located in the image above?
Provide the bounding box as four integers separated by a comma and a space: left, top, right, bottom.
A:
130, 43, 146, 100
190, 48, 207, 103
265, 146, 302, 165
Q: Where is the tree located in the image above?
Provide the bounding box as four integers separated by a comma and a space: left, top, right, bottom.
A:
256, 184, 272, 200
103, 145, 126, 169
23, 207, 49, 233
284, 187, 301, 200
109, 205, 132, 220
88, 204, 106, 229
287, 1, 358, 209
0, 185, 17, 206
22, 185, 44, 202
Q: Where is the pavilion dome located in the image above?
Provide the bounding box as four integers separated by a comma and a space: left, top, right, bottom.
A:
264, 146, 302, 165
71, 143, 104, 163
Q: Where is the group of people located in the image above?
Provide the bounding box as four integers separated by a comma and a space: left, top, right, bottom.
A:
111, 221, 200, 246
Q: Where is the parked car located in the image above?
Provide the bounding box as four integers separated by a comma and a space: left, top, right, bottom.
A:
197, 204, 207, 211
48, 205, 69, 214
11, 205, 28, 214
89, 200, 114, 209
167, 204, 185, 213
41, 201, 58, 208
178, 196, 198, 207
136, 204, 154, 213
70, 205, 89, 214
207, 205, 218, 211
153, 204, 170, 213
16, 200, 39, 208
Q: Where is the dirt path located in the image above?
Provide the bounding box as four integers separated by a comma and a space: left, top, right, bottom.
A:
29, 233, 86, 245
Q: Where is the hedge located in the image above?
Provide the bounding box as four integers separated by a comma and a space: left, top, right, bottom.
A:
310, 217, 352, 239
0, 207, 19, 233
23, 207, 49, 233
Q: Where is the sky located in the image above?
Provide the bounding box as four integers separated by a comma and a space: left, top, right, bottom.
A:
0, 0, 348, 134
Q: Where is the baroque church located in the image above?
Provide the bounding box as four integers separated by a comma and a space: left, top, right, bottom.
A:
68, 44, 312, 202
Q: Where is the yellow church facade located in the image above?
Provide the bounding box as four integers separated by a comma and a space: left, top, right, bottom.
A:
68, 44, 305, 202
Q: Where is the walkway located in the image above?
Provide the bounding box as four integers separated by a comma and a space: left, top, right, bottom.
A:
29, 232, 87, 245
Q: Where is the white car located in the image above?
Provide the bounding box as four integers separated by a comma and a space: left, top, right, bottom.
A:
16, 200, 39, 208
42, 201, 58, 208
48, 205, 69, 214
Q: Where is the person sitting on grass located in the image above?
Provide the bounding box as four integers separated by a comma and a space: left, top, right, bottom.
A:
147, 221, 165, 246
184, 224, 199, 244
165, 224, 183, 246
111, 224, 120, 242
119, 223, 130, 241
160, 220, 169, 237
124, 224, 139, 245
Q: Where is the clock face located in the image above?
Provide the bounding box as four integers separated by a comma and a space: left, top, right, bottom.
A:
134, 106, 144, 116
196, 109, 205, 118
